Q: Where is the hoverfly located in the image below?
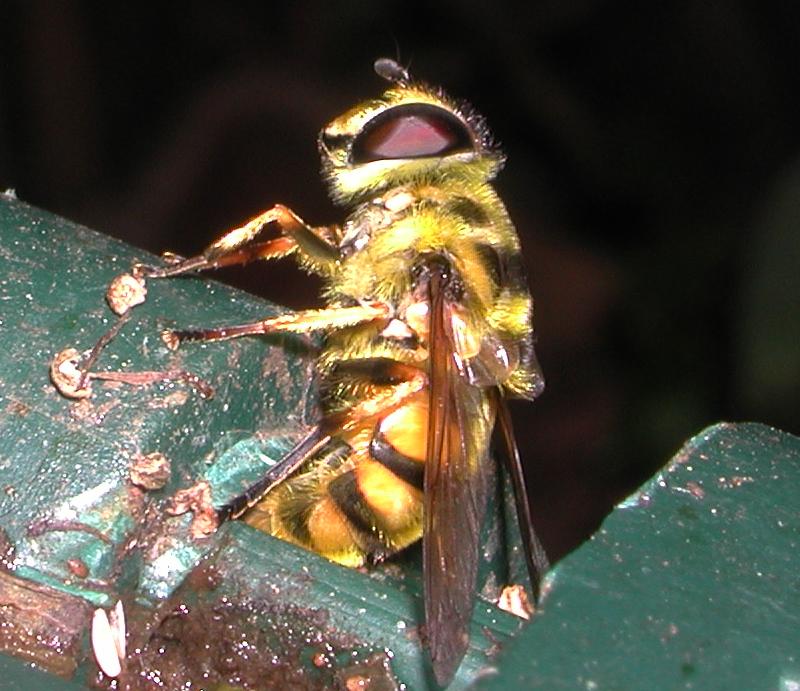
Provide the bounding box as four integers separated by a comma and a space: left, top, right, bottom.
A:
139, 58, 548, 685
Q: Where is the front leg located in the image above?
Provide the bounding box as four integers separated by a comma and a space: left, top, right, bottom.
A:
138, 204, 341, 279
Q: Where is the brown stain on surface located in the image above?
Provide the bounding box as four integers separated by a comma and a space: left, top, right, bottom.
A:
0, 569, 92, 678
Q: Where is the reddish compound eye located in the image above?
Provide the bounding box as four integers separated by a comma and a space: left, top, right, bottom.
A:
352, 104, 473, 163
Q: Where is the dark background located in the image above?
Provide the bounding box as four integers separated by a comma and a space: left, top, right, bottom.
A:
1, 2, 798, 561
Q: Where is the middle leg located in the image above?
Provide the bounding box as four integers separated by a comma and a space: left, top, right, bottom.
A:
162, 302, 393, 350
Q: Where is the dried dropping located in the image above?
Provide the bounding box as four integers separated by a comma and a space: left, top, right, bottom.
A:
106, 272, 147, 315
129, 452, 171, 490
497, 584, 533, 620
50, 348, 92, 399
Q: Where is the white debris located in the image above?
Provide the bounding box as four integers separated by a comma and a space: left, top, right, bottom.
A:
92, 607, 122, 678
109, 599, 126, 660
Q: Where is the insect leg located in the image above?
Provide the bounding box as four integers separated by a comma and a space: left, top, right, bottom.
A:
493, 390, 550, 597
163, 302, 392, 349
143, 236, 298, 277
325, 359, 428, 433
138, 204, 340, 278
220, 426, 330, 520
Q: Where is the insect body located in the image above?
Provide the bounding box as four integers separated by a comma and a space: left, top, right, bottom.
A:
143, 59, 548, 685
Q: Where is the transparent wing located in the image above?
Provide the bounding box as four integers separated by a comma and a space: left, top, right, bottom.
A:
424, 263, 496, 686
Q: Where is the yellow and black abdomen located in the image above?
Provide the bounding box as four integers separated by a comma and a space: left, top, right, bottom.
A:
244, 391, 430, 567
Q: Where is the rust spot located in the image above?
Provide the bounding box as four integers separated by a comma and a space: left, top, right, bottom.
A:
184, 562, 223, 593
313, 650, 332, 668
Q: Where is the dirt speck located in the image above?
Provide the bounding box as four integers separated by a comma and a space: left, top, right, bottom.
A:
166, 481, 218, 538
66, 557, 89, 579
497, 584, 533, 620
685, 481, 705, 499
338, 652, 399, 691
106, 273, 147, 315
50, 347, 92, 399
717, 475, 754, 489
4, 399, 30, 416
129, 452, 171, 491
148, 389, 189, 409
0, 528, 15, 569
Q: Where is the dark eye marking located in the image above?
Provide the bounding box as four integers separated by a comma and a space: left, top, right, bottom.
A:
352, 104, 473, 164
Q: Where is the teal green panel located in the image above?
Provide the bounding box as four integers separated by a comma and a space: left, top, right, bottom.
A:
0, 655, 88, 691
5, 196, 796, 689
476, 422, 800, 690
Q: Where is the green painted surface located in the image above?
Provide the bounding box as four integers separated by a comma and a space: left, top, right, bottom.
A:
0, 194, 318, 609
1, 197, 797, 688
477, 422, 800, 690
0, 654, 88, 691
